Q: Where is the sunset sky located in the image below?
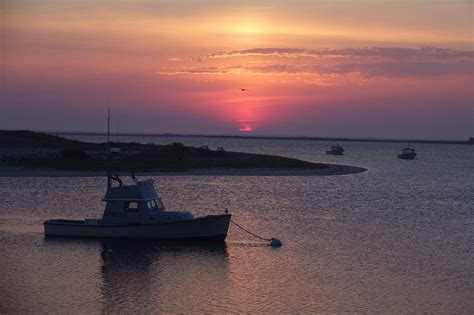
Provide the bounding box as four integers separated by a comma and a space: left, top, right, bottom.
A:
1, 0, 473, 139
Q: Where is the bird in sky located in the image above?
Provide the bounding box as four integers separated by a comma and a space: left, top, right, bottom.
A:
241, 88, 249, 92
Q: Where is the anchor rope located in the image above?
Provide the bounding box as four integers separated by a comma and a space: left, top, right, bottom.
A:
230, 219, 271, 241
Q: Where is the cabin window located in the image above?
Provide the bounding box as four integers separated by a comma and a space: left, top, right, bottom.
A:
125, 201, 139, 212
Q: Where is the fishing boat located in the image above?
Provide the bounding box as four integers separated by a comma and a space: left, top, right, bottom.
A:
44, 175, 231, 240
326, 144, 344, 155
398, 145, 417, 160
44, 110, 231, 240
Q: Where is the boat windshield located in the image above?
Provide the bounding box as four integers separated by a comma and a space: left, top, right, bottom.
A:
147, 199, 165, 210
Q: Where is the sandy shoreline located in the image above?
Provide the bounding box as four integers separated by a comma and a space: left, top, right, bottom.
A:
0, 164, 367, 177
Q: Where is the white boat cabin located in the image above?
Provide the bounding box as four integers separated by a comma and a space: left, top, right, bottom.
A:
401, 146, 415, 154
99, 179, 194, 225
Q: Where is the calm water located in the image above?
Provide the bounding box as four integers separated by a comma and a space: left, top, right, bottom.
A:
1, 136, 473, 313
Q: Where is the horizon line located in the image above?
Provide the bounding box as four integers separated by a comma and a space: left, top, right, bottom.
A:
14, 129, 472, 145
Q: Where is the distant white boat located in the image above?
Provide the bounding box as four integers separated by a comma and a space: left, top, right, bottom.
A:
326, 144, 344, 155
398, 145, 417, 160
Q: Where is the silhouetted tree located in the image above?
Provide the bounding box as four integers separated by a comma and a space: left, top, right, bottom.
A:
171, 142, 185, 160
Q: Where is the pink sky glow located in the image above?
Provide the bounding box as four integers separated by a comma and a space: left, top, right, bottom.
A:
0, 0, 473, 139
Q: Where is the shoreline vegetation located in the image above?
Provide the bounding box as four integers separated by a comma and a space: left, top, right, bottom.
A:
55, 131, 473, 145
0, 130, 367, 177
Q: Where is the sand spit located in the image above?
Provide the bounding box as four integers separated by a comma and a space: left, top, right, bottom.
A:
0, 164, 366, 177
0, 131, 367, 177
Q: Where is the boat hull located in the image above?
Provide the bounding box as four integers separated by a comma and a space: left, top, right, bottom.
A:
398, 153, 416, 159
326, 150, 344, 155
44, 214, 231, 240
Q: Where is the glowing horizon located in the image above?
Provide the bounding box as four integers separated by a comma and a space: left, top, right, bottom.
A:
1, 0, 473, 139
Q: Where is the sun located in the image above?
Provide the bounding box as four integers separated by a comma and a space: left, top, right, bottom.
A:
230, 17, 269, 36
239, 125, 253, 132
235, 22, 261, 35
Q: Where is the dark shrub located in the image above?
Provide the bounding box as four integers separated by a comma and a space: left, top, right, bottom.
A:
197, 145, 211, 155
171, 142, 185, 160
62, 149, 89, 159
171, 142, 185, 151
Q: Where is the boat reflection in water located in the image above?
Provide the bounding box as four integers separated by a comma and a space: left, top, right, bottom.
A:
100, 239, 229, 312
44, 237, 229, 313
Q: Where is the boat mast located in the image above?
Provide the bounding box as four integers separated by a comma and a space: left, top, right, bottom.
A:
107, 107, 111, 189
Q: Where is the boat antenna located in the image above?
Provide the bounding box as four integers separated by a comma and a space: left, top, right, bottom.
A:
107, 107, 111, 189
